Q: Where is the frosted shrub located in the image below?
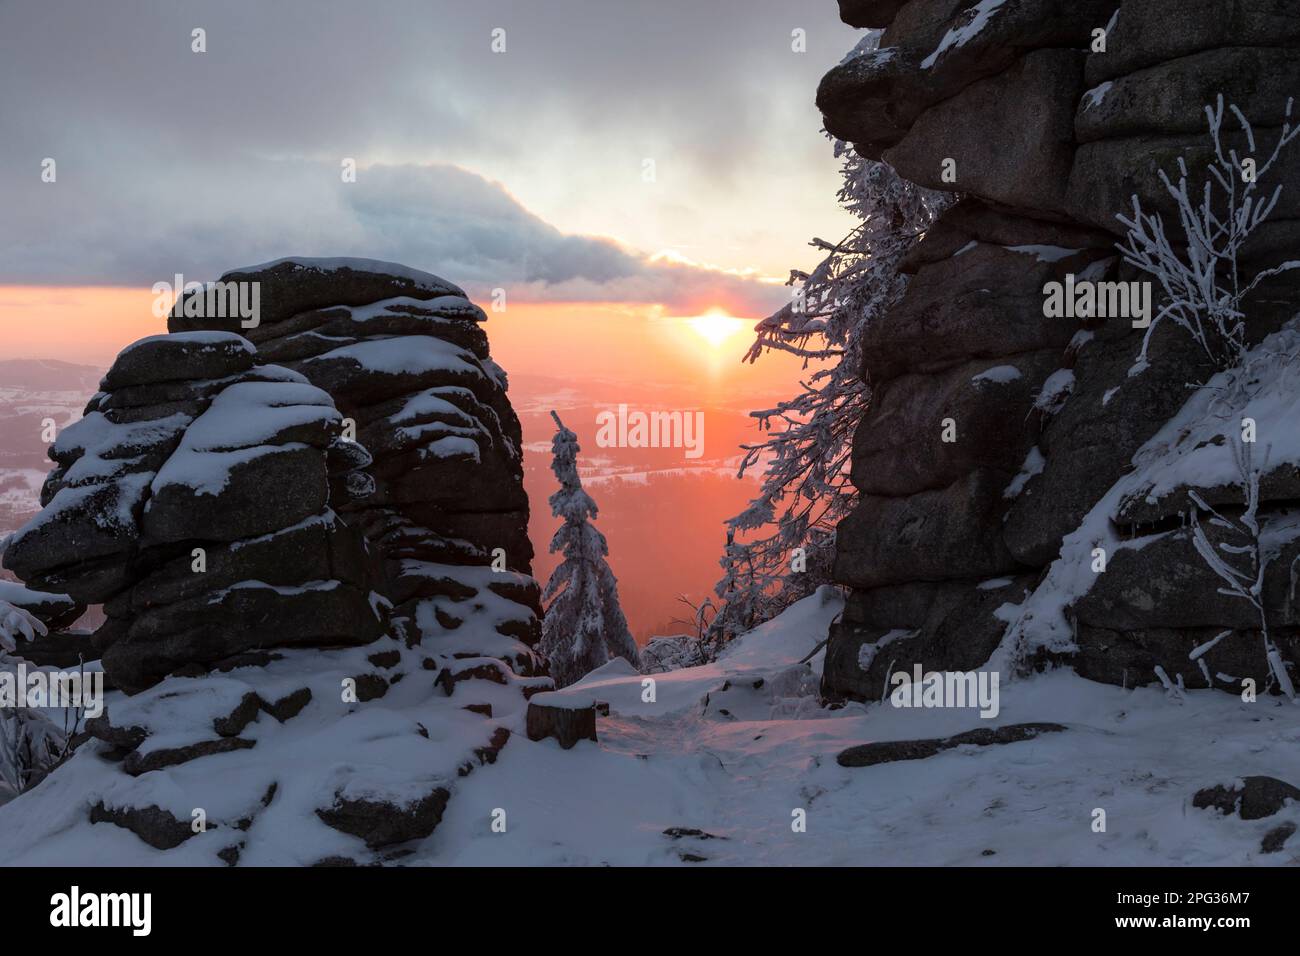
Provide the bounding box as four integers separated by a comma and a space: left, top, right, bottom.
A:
1187, 440, 1297, 700
0, 600, 66, 799
1118, 95, 1300, 370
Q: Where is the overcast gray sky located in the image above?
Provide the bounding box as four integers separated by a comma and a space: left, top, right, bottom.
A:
0, 0, 861, 312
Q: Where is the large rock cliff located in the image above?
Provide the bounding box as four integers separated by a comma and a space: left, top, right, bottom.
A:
818, 0, 1300, 701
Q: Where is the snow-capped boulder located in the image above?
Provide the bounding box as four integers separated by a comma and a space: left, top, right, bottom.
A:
525, 691, 602, 749
101, 332, 255, 390
0, 579, 81, 632
2, 333, 382, 692
1192, 775, 1300, 821
169, 257, 465, 333
169, 258, 543, 675
0, 261, 548, 864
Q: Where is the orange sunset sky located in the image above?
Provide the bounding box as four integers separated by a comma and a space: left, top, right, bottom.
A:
0, 0, 861, 636
0, 288, 807, 399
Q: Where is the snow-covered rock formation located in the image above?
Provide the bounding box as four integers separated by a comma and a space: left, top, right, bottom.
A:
0, 260, 550, 862
172, 259, 545, 679
3, 331, 383, 693
818, 0, 1300, 700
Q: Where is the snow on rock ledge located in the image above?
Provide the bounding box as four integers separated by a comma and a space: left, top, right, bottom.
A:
819, 0, 1300, 702
170, 257, 466, 333
992, 320, 1300, 692
2, 334, 381, 693
169, 257, 542, 665
0, 259, 548, 864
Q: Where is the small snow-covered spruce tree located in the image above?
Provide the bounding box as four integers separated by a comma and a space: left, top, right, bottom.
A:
1117, 94, 1300, 370
711, 146, 950, 641
1187, 438, 1296, 699
539, 411, 640, 687
0, 598, 67, 798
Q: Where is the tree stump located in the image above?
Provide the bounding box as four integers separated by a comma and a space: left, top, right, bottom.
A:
526, 694, 603, 749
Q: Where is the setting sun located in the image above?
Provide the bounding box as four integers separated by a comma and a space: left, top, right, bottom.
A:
686, 308, 748, 347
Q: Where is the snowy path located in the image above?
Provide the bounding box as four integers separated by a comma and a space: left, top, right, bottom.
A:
420, 593, 1300, 866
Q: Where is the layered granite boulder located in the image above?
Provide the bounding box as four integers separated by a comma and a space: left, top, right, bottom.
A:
0, 260, 550, 863
2, 331, 383, 692
171, 258, 543, 673
818, 0, 1300, 701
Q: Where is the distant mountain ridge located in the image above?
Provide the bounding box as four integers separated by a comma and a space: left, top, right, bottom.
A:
0, 358, 102, 537
0, 357, 103, 393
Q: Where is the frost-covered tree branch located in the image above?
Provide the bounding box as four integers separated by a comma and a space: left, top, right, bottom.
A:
1187, 439, 1296, 699
711, 144, 951, 640
1117, 94, 1300, 369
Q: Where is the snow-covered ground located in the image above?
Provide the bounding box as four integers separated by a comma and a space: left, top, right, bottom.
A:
424, 590, 1300, 866
3, 589, 1297, 866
